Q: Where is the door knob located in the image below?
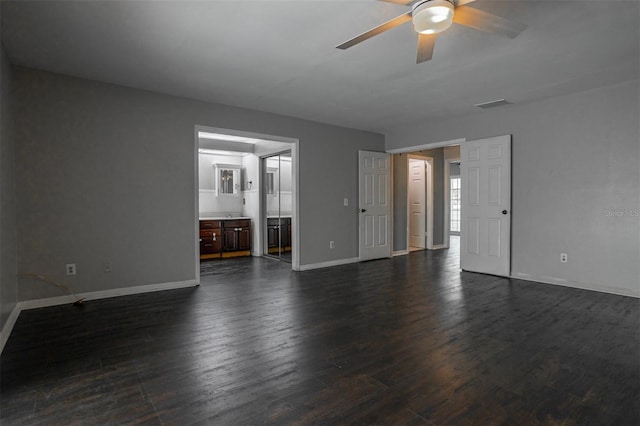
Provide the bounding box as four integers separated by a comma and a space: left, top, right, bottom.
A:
502, 210, 508, 215
360, 209, 367, 213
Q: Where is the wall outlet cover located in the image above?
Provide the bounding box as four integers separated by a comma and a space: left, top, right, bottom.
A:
66, 264, 76, 275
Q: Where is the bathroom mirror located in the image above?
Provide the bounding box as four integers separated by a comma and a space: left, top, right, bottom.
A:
214, 164, 240, 196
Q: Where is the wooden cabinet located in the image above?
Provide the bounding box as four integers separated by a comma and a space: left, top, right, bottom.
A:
200, 219, 251, 260
199, 220, 222, 258
223, 219, 251, 253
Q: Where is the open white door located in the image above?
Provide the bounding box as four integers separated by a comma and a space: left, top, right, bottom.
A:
461, 135, 511, 276
359, 150, 391, 261
409, 159, 426, 249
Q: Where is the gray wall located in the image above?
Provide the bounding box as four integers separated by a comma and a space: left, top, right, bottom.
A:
393, 148, 446, 252
387, 80, 640, 297
1, 44, 18, 327
13, 67, 384, 301
422, 148, 445, 247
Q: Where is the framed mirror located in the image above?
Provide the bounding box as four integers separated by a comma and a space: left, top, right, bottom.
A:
214, 164, 241, 196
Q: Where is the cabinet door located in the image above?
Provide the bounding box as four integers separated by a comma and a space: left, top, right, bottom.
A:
238, 229, 251, 250
224, 229, 238, 251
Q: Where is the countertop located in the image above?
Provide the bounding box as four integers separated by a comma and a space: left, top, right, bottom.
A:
200, 216, 251, 221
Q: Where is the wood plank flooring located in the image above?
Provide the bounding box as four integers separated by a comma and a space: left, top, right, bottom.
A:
2, 241, 639, 425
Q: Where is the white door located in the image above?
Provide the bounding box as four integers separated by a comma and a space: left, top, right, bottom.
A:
409, 159, 426, 248
460, 135, 511, 276
359, 151, 391, 261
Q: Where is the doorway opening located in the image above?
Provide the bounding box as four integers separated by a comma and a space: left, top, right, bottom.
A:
194, 125, 299, 281
444, 158, 461, 249
389, 139, 464, 260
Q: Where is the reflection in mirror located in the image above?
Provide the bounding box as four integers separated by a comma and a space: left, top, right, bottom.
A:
215, 164, 240, 196
266, 172, 275, 194
220, 169, 234, 194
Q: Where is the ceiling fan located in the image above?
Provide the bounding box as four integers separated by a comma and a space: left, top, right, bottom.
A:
336, 0, 527, 64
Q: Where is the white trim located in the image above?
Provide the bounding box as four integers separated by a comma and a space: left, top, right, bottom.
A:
432, 244, 447, 250
511, 272, 640, 298
393, 250, 409, 257
292, 143, 302, 271
0, 304, 21, 354
298, 257, 359, 271
194, 128, 201, 285
18, 280, 199, 311
387, 138, 466, 154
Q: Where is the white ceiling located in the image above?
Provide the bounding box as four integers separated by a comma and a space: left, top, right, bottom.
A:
1, 0, 638, 133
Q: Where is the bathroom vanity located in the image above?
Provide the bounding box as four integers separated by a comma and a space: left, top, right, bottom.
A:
200, 218, 251, 260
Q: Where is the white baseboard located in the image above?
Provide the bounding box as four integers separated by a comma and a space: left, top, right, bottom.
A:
0, 304, 21, 354
298, 257, 359, 271
432, 244, 447, 250
17, 279, 199, 311
393, 250, 409, 257
511, 272, 640, 298
0, 279, 199, 355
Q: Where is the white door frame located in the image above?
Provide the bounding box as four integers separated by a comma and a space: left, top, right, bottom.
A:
407, 154, 434, 250
443, 156, 461, 249
193, 125, 300, 276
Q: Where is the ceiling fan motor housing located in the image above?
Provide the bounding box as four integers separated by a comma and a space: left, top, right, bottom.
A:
412, 0, 455, 34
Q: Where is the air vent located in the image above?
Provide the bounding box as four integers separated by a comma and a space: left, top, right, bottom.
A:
474, 99, 510, 109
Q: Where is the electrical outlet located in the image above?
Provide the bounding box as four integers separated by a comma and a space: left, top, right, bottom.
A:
329, 241, 335, 249
66, 263, 76, 275
104, 262, 112, 273
343, 198, 349, 206
560, 253, 568, 263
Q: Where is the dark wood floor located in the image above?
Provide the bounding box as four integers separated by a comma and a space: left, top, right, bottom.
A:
2, 241, 639, 425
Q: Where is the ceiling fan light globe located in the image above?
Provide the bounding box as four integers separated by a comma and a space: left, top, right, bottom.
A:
412, 0, 454, 35
431, 13, 448, 23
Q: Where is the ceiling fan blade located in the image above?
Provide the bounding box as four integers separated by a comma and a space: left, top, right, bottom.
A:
416, 33, 436, 63
455, 0, 477, 6
453, 5, 527, 38
336, 12, 412, 50
377, 0, 414, 5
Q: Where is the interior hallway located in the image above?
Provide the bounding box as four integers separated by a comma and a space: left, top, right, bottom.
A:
1, 243, 638, 424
